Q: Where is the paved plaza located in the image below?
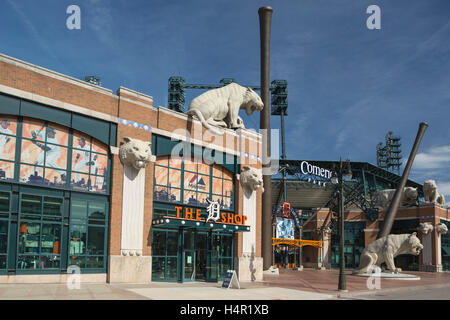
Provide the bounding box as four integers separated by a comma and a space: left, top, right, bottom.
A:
1, 268, 450, 300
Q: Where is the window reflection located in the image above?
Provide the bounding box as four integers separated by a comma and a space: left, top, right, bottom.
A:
69, 198, 107, 269
17, 221, 61, 269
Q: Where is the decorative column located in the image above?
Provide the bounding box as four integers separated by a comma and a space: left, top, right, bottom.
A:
418, 222, 434, 272
109, 137, 153, 283
435, 223, 449, 272
238, 166, 264, 281
321, 227, 332, 269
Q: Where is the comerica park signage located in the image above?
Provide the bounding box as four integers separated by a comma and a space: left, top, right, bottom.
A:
300, 161, 332, 179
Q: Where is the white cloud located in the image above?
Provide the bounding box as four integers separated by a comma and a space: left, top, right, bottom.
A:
412, 144, 450, 170
438, 182, 450, 196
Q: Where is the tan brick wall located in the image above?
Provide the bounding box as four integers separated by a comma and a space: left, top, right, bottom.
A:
143, 160, 154, 256
0, 60, 119, 118
109, 154, 123, 255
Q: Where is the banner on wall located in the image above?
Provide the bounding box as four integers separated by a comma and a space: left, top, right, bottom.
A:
0, 116, 17, 180
0, 116, 108, 192
19, 119, 68, 187
276, 218, 294, 239
71, 131, 108, 192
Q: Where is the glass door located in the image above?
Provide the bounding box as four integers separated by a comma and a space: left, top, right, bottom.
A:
183, 229, 195, 282
183, 250, 195, 281
195, 249, 207, 281
206, 248, 218, 282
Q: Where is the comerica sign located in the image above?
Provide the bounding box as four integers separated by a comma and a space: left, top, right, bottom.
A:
300, 161, 333, 179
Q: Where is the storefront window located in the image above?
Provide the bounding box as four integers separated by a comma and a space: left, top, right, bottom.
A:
151, 229, 178, 282
17, 193, 63, 270
69, 198, 108, 270
0, 193, 11, 270
212, 232, 233, 280
0, 220, 8, 269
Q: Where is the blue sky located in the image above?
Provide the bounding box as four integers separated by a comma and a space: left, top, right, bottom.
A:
1, 0, 450, 200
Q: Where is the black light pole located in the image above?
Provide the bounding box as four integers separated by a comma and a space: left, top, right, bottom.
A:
331, 159, 351, 292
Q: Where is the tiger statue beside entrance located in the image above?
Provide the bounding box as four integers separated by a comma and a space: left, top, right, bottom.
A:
353, 232, 423, 274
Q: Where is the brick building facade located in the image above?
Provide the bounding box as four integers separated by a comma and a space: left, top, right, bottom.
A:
0, 53, 263, 283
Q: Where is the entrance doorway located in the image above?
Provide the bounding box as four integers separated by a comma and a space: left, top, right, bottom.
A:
182, 229, 220, 283
151, 227, 234, 282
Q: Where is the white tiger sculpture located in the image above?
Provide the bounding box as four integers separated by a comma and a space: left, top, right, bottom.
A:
418, 222, 434, 235
435, 223, 448, 235
119, 137, 152, 170
376, 187, 418, 207
187, 83, 264, 135
353, 233, 423, 274
423, 180, 446, 205
240, 166, 264, 195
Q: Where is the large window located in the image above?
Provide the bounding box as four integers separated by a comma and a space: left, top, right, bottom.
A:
0, 116, 17, 180
151, 229, 179, 282
211, 163, 233, 210
0, 188, 110, 274
17, 194, 63, 270
213, 232, 233, 279
331, 221, 365, 269
154, 155, 234, 210
70, 132, 108, 193
0, 192, 10, 269
154, 156, 182, 203
0, 115, 109, 194
69, 198, 108, 270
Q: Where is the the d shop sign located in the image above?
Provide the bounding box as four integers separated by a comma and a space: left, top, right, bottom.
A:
300, 161, 332, 179
174, 206, 248, 225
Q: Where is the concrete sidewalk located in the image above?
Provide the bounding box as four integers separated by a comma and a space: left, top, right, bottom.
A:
1, 268, 450, 300
0, 281, 335, 300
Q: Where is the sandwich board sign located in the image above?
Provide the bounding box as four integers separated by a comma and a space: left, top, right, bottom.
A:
222, 270, 240, 289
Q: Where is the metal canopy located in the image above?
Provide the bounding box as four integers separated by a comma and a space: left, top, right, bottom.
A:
272, 180, 334, 209
272, 159, 424, 215
274, 159, 422, 190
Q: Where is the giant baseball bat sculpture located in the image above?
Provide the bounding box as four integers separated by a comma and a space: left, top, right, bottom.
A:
259, 6, 273, 270
378, 122, 428, 239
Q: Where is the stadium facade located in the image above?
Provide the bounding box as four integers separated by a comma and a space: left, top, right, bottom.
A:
272, 160, 449, 272
0, 53, 263, 283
